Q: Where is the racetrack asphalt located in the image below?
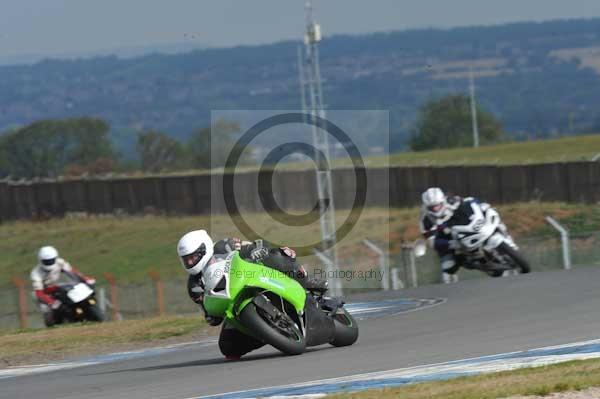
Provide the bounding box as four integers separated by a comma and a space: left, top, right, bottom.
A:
3, 267, 600, 399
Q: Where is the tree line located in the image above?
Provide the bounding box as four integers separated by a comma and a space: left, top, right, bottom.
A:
0, 94, 503, 179
0, 118, 242, 179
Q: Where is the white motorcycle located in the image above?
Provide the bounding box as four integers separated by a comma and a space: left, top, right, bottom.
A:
417, 202, 531, 277
48, 282, 104, 326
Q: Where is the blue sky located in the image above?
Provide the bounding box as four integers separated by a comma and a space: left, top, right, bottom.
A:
1, 0, 600, 59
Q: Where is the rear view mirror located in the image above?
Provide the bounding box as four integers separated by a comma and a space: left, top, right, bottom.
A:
413, 239, 427, 257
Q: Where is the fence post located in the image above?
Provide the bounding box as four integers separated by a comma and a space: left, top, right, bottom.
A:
103, 272, 120, 320
545, 216, 572, 270
362, 239, 390, 291
408, 249, 419, 287
390, 268, 404, 290
400, 244, 421, 288
148, 270, 165, 316
11, 277, 28, 329
314, 250, 343, 297
98, 287, 107, 314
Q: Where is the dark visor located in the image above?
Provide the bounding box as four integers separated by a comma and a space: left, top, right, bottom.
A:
182, 244, 206, 269
42, 258, 56, 266
427, 203, 443, 212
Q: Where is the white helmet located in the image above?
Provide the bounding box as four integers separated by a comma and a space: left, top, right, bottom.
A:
422, 187, 450, 221
177, 230, 214, 275
38, 246, 59, 270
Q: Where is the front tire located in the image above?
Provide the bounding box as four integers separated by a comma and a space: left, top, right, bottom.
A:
238, 303, 306, 355
497, 242, 531, 274
85, 304, 104, 322
330, 308, 359, 347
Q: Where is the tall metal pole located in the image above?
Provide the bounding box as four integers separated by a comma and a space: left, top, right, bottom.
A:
469, 67, 480, 148
299, 1, 341, 296
297, 46, 308, 119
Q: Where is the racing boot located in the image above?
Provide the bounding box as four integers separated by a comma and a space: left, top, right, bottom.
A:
293, 263, 329, 293
302, 276, 329, 293
442, 272, 459, 284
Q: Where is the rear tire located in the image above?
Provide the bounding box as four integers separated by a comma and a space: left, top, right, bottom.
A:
238, 303, 306, 356
43, 312, 56, 327
497, 242, 531, 274
330, 308, 359, 347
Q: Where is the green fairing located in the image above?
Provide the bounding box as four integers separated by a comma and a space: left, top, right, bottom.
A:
203, 251, 306, 321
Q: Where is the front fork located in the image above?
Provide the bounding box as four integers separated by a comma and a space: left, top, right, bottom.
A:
484, 224, 518, 252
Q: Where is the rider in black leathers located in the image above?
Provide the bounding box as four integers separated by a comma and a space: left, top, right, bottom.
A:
419, 187, 492, 282
177, 231, 327, 359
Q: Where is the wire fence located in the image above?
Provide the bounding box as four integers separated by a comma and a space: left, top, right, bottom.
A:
0, 277, 200, 330
2, 231, 600, 331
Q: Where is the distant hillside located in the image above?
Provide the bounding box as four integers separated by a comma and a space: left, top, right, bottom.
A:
2, 18, 600, 152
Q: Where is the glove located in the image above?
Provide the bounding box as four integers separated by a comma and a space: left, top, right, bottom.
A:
280, 247, 296, 259
205, 315, 223, 326
51, 300, 62, 310
250, 247, 269, 262
230, 238, 242, 251
85, 278, 96, 286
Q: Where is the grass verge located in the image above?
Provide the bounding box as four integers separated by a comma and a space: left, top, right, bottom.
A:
383, 134, 600, 167
137, 134, 600, 175
236, 134, 600, 170
0, 315, 211, 367
329, 357, 600, 399
0, 203, 598, 286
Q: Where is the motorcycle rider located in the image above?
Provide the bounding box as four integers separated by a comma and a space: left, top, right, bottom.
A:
31, 246, 97, 327
419, 187, 473, 283
177, 230, 328, 359
420, 187, 523, 281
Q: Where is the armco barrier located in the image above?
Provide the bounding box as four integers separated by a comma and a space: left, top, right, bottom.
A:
0, 161, 598, 221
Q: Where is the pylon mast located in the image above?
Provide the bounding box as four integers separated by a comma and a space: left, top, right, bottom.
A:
298, 0, 341, 295
469, 66, 480, 148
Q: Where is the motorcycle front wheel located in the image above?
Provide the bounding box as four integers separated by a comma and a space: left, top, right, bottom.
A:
84, 303, 105, 322
497, 242, 531, 274
238, 303, 306, 355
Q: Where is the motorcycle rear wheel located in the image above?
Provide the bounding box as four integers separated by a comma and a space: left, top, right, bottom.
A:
330, 308, 359, 347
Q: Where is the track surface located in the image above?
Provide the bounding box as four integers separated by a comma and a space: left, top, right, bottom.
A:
3, 267, 600, 399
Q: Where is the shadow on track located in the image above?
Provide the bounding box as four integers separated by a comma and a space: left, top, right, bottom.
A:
79, 347, 330, 376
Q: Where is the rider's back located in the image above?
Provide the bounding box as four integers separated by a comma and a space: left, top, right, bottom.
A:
444, 197, 483, 228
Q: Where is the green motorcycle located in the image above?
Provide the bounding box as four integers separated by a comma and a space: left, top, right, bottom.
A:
202, 251, 358, 355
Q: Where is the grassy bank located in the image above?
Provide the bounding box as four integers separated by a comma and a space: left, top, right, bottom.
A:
329, 358, 600, 399
0, 203, 598, 286
0, 315, 210, 367
115, 135, 600, 178
383, 134, 600, 167
252, 134, 600, 172
248, 134, 600, 171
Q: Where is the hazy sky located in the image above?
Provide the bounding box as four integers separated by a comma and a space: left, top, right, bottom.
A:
2, 0, 600, 58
